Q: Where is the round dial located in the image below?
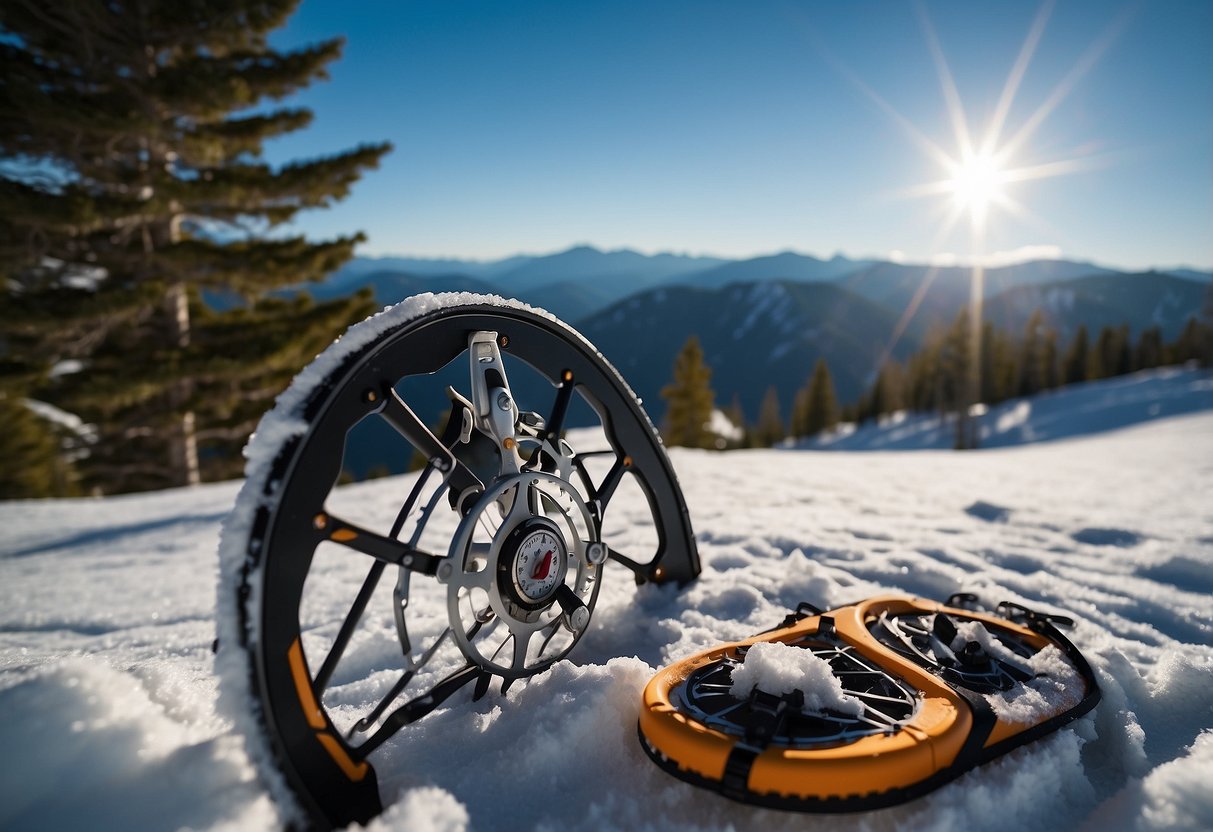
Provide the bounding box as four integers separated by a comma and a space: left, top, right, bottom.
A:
513, 529, 565, 601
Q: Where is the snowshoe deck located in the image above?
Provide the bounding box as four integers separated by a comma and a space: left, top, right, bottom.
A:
638, 593, 1099, 811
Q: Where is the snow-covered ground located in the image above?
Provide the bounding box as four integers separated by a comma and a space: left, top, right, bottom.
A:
2, 374, 1212, 831
806, 365, 1213, 451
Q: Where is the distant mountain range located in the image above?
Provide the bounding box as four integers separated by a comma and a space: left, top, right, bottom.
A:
575, 281, 913, 418
296, 245, 1211, 432
982, 272, 1208, 342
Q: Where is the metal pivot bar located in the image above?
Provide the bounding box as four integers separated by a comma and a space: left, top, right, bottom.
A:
468, 331, 521, 477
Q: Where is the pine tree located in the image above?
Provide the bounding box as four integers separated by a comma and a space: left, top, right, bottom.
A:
1062, 325, 1089, 385
753, 385, 784, 447
980, 320, 1016, 405
1168, 317, 1213, 367
1041, 326, 1060, 390
1133, 326, 1163, 371
793, 358, 839, 438
660, 335, 715, 448
1017, 310, 1052, 397
860, 360, 905, 424
940, 310, 975, 449
0, 393, 77, 498
1092, 324, 1131, 379
0, 1, 389, 492
905, 332, 943, 413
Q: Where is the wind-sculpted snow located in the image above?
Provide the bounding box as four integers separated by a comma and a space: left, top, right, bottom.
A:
2, 404, 1212, 830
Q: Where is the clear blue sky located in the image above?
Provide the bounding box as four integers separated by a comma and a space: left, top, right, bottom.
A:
265, 0, 1213, 270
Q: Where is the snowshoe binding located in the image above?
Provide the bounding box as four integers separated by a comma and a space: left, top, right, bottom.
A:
638, 593, 1099, 811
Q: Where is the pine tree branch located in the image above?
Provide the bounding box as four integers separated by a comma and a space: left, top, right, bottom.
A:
163, 233, 362, 290
153, 40, 344, 118
178, 109, 314, 165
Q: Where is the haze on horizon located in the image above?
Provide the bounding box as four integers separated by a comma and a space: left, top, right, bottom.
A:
266, 0, 1213, 271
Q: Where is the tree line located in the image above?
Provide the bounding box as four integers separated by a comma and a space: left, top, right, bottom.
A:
659, 312, 1213, 451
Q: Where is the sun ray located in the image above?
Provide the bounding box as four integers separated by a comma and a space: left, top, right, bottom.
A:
1001, 5, 1133, 160
915, 1, 973, 159
1000, 153, 1114, 184
787, 12, 957, 171
879, 179, 959, 201
983, 0, 1055, 156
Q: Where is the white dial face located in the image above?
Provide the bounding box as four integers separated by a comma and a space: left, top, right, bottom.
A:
513, 530, 565, 601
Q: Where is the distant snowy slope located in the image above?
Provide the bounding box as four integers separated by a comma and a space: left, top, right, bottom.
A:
2, 411, 1212, 829
807, 366, 1213, 451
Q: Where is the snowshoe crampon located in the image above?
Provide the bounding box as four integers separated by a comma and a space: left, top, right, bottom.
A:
217, 295, 699, 828
638, 593, 1099, 811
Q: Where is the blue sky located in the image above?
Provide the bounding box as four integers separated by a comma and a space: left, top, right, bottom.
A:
265, 0, 1213, 269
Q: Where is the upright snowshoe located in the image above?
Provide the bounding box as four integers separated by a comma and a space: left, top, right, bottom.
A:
639, 594, 1099, 811
217, 295, 699, 828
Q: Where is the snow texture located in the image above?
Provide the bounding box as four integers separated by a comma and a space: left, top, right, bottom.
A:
949, 621, 1085, 725
1, 355, 1212, 830
728, 641, 865, 716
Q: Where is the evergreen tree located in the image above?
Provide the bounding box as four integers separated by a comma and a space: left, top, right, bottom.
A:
904, 331, 943, 413
1133, 326, 1163, 371
0, 393, 77, 498
1093, 324, 1132, 379
1062, 325, 1089, 385
939, 310, 975, 448
0, 1, 389, 492
980, 321, 1016, 405
660, 335, 715, 448
1017, 310, 1055, 397
753, 385, 784, 447
792, 358, 839, 438
1041, 327, 1060, 390
1168, 317, 1213, 367
860, 360, 906, 423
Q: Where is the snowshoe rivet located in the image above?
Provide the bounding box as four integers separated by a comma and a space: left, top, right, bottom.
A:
437, 562, 453, 583
587, 542, 608, 564
503, 437, 516, 450
362, 389, 378, 403
312, 513, 328, 530
623, 456, 633, 467
565, 605, 590, 633
497, 391, 512, 411
498, 334, 510, 348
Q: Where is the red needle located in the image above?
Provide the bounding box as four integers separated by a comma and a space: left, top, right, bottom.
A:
532, 549, 554, 581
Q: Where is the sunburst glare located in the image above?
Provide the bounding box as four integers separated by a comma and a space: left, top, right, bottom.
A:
946, 151, 1010, 228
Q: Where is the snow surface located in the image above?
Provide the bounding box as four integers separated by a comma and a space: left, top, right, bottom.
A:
728, 641, 864, 716
804, 366, 1213, 450
2, 375, 1213, 831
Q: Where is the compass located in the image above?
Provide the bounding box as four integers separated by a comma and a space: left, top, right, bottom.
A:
499, 517, 569, 611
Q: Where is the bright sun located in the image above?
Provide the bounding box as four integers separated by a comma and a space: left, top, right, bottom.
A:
947, 151, 1008, 223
